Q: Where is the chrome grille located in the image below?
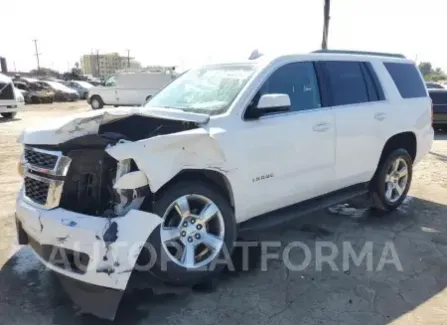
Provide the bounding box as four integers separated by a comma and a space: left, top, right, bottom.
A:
24, 148, 58, 170
24, 177, 49, 205
21, 147, 71, 209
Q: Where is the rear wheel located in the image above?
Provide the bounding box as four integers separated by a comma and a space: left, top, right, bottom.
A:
90, 95, 103, 109
1, 112, 17, 119
370, 148, 413, 211
143, 180, 237, 286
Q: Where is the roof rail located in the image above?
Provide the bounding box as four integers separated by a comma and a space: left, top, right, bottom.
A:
312, 49, 406, 59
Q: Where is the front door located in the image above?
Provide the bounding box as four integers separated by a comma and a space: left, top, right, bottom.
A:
234, 61, 336, 220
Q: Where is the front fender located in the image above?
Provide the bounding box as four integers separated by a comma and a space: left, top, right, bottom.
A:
106, 128, 228, 192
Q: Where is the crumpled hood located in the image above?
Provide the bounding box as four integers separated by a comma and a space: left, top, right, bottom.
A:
18, 106, 210, 145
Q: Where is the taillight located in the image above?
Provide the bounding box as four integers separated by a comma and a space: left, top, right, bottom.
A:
431, 100, 434, 124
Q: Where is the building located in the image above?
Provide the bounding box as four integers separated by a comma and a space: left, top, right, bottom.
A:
0, 56, 8, 73
80, 52, 141, 78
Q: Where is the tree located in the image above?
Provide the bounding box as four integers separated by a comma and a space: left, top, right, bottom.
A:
418, 62, 432, 76
418, 61, 447, 82
29, 67, 61, 78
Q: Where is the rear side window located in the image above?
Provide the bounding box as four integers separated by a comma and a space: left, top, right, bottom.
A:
384, 62, 427, 99
322, 61, 372, 106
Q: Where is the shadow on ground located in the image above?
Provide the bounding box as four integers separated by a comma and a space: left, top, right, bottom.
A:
2, 196, 447, 325
434, 128, 447, 141
0, 117, 21, 124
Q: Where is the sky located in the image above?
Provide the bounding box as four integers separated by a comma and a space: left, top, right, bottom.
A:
1, 0, 446, 73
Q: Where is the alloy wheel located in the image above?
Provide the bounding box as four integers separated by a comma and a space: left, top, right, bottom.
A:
384, 157, 409, 203
160, 194, 225, 269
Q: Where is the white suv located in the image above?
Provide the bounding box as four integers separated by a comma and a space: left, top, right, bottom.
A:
15, 50, 433, 316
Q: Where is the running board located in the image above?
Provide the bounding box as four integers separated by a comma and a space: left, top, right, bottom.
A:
238, 183, 370, 234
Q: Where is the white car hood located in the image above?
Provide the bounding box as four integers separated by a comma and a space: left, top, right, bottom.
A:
19, 106, 210, 145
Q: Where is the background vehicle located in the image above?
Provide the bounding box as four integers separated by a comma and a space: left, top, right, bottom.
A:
87, 68, 178, 109
14, 85, 28, 103
13, 80, 54, 104
429, 88, 447, 129
0, 73, 23, 119
38, 80, 79, 101
65, 80, 93, 99
425, 81, 444, 89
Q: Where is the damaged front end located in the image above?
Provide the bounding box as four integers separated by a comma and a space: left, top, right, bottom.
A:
15, 108, 210, 319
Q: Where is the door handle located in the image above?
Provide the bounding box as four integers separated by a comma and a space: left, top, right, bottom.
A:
313, 123, 331, 132
374, 112, 386, 121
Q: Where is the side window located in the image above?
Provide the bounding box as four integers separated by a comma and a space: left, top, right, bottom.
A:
258, 62, 321, 112
323, 61, 369, 106
384, 62, 427, 99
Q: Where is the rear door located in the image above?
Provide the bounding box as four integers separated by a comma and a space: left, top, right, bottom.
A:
319, 60, 390, 189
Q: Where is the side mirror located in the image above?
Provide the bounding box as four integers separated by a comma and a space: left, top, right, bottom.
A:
143, 95, 152, 105
256, 93, 291, 113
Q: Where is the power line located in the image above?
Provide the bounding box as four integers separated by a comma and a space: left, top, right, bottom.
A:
33, 39, 41, 74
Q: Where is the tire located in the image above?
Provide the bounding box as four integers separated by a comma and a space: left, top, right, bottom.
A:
90, 95, 104, 110
1, 112, 17, 119
370, 148, 413, 211
142, 180, 237, 286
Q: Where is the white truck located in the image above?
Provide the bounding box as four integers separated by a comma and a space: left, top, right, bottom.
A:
15, 50, 433, 318
0, 73, 24, 119
87, 69, 178, 109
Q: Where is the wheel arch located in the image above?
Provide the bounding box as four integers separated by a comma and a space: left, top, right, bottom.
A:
378, 131, 417, 166
90, 94, 103, 102
155, 169, 235, 209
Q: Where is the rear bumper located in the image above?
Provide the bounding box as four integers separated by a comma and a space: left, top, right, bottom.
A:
15, 189, 162, 290
433, 113, 447, 125
415, 126, 434, 165
0, 101, 22, 113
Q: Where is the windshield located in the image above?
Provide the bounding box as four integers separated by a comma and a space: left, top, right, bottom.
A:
75, 81, 93, 88
144, 64, 255, 115
45, 81, 72, 92
104, 76, 116, 87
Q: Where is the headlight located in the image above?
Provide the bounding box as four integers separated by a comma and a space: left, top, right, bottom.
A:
18, 161, 24, 177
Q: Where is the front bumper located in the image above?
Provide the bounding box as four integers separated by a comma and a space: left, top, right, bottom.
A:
15, 189, 162, 291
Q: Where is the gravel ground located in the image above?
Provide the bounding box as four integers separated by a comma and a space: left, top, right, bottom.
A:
0, 103, 447, 324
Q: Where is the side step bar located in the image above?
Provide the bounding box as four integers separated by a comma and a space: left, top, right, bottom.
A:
238, 183, 370, 234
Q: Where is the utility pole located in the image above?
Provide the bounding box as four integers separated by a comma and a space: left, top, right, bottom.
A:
126, 49, 130, 68
96, 49, 100, 77
321, 0, 331, 50
33, 39, 41, 75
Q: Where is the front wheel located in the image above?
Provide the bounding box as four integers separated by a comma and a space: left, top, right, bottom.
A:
1, 112, 17, 119
144, 180, 237, 286
90, 96, 104, 109
370, 148, 413, 211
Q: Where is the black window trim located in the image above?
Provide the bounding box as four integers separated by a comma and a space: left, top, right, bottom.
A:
363, 62, 386, 101
359, 63, 380, 102
243, 61, 325, 121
